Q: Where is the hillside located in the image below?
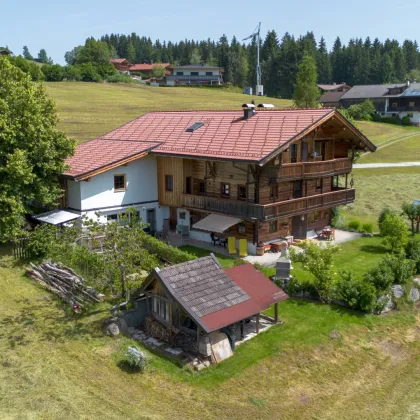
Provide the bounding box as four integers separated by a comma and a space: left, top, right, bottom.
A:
45, 82, 292, 142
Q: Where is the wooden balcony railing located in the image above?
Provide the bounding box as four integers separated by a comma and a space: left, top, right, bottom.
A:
182, 188, 356, 221
263, 188, 355, 219
271, 157, 352, 181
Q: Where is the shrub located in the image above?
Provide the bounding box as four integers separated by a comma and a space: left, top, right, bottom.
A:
360, 223, 374, 234
405, 238, 420, 273
106, 73, 140, 84
372, 113, 381, 122
347, 100, 375, 121
379, 213, 409, 252
331, 206, 347, 229
8, 56, 44, 81
64, 65, 82, 81
401, 115, 411, 126
42, 64, 64, 81
382, 253, 415, 285
141, 234, 195, 264
364, 263, 394, 293
381, 116, 400, 125
26, 224, 57, 258
378, 207, 394, 227
126, 346, 147, 372
347, 219, 361, 232
76, 63, 103, 82
335, 271, 377, 312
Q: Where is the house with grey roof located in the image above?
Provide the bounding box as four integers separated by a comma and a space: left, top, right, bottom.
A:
340, 82, 420, 125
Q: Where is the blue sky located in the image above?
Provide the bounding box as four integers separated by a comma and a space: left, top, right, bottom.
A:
1, 0, 419, 64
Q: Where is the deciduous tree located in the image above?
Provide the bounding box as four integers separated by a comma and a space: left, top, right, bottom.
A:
0, 57, 75, 239
293, 54, 320, 108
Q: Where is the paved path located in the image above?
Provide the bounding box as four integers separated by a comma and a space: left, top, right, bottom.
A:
354, 162, 420, 168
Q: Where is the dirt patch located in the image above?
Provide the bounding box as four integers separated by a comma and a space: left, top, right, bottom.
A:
377, 340, 407, 365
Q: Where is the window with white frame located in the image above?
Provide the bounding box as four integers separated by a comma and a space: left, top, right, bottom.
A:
152, 297, 170, 322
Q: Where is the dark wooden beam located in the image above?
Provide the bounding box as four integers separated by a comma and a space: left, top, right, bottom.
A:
256, 313, 260, 334
274, 303, 279, 323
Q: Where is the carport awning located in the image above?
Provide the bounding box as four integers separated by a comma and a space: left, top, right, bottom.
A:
33, 210, 81, 225
192, 214, 242, 234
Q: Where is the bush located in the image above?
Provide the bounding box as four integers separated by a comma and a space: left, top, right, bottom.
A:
335, 271, 377, 312
405, 238, 420, 273
381, 116, 400, 125
364, 263, 394, 293
382, 253, 415, 285
372, 113, 381, 122
360, 223, 374, 234
347, 219, 361, 232
8, 56, 44, 81
64, 65, 82, 81
401, 115, 411, 126
347, 100, 375, 121
142, 235, 195, 264
76, 63, 103, 82
126, 346, 147, 372
106, 73, 140, 84
378, 207, 394, 227
42, 64, 64, 81
379, 213, 409, 252
331, 206, 347, 229
26, 224, 57, 258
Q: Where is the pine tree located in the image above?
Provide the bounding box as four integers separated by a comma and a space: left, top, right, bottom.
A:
125, 42, 136, 63
22, 46, 33, 61
394, 49, 407, 82
293, 54, 320, 108
37, 49, 49, 64
379, 53, 395, 83
316, 37, 331, 83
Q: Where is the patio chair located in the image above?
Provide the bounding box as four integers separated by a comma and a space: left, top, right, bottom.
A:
239, 239, 248, 257
228, 237, 237, 255
315, 229, 325, 240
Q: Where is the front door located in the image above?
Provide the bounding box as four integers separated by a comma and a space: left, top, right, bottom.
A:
147, 209, 157, 234
301, 142, 308, 162
169, 207, 177, 231
292, 215, 307, 239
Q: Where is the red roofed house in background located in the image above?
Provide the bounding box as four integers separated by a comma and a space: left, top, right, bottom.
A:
129, 63, 171, 78
110, 58, 133, 73
130, 255, 288, 362
60, 106, 375, 252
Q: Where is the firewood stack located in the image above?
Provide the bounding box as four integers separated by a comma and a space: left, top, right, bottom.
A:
26, 261, 101, 307
144, 314, 172, 343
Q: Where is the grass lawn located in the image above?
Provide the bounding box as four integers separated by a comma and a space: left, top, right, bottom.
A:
342, 166, 420, 228
45, 82, 292, 143
178, 244, 236, 268
0, 244, 418, 419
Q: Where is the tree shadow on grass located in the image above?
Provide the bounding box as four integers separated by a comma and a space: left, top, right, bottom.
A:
0, 297, 105, 348
359, 244, 388, 255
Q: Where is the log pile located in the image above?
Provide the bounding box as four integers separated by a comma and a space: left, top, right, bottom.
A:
144, 314, 172, 343
26, 261, 101, 307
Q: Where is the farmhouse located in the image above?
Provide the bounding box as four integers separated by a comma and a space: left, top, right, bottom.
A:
166, 64, 224, 85
340, 82, 420, 125
129, 63, 171, 78
60, 106, 375, 253
110, 58, 133, 72
129, 255, 288, 360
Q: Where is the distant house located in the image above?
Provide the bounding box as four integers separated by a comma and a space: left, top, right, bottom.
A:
340, 82, 420, 125
317, 83, 351, 93
166, 64, 224, 86
0, 47, 13, 56
129, 63, 171, 78
129, 255, 288, 361
110, 58, 132, 73
319, 91, 348, 108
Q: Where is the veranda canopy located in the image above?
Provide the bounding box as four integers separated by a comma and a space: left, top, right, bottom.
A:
33, 210, 81, 226
192, 214, 242, 234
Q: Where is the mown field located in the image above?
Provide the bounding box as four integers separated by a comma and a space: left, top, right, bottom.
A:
45, 82, 292, 142
0, 245, 419, 419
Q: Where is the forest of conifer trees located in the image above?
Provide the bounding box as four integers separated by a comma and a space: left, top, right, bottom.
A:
99, 31, 420, 98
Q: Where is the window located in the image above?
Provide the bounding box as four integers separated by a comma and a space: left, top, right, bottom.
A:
114, 174, 126, 191
316, 178, 323, 192
293, 181, 303, 198
107, 214, 118, 222
409, 101, 415, 108
391, 102, 398, 108
179, 211, 186, 220
238, 185, 247, 200
206, 72, 213, 76
332, 176, 339, 189
199, 180, 206, 194
221, 183, 230, 197
290, 144, 298, 163
270, 184, 278, 200
176, 71, 184, 75
314, 141, 326, 159
238, 223, 246, 234
269, 221, 278, 233
152, 297, 170, 322
190, 71, 199, 76
165, 175, 173, 191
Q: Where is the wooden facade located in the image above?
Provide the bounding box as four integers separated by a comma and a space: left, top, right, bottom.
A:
156, 116, 363, 242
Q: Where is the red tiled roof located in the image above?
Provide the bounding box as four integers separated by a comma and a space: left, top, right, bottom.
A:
129, 63, 170, 71
101, 109, 334, 161
64, 139, 161, 178
200, 264, 288, 332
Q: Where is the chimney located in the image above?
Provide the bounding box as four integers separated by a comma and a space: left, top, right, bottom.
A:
242, 103, 256, 120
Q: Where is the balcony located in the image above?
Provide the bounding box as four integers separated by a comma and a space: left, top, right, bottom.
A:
270, 157, 352, 182
182, 188, 355, 221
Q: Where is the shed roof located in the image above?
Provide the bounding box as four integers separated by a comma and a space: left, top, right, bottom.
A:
140, 256, 288, 333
